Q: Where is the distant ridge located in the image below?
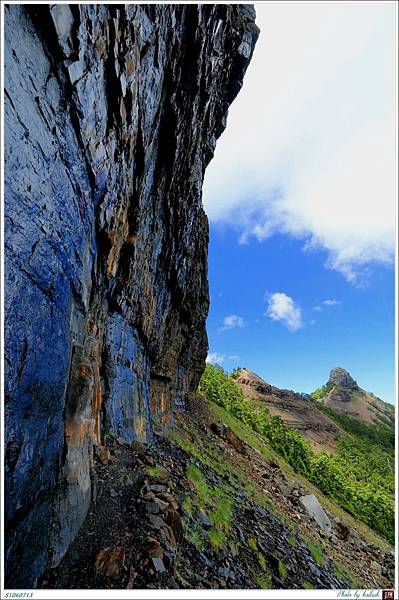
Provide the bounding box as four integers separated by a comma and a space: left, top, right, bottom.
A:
234, 367, 394, 453
234, 368, 343, 452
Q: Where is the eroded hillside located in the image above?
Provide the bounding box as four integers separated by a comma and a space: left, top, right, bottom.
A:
235, 368, 343, 452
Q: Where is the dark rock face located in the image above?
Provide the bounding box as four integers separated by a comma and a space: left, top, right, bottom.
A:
328, 367, 358, 390
4, 4, 258, 587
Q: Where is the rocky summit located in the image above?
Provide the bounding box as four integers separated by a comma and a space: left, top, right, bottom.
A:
322, 369, 395, 426
4, 4, 258, 587
328, 368, 358, 390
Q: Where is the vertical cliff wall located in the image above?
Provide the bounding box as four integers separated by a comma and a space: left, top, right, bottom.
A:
4, 4, 258, 587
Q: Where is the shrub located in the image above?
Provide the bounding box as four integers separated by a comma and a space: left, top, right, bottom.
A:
310, 382, 333, 400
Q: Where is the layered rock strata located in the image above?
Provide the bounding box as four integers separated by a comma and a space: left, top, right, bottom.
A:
4, 4, 258, 586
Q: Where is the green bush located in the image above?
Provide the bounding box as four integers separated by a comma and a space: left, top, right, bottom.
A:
231, 367, 242, 379
310, 382, 333, 400
199, 364, 394, 544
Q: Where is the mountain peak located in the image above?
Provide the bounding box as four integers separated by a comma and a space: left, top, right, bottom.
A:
322, 368, 394, 425
328, 367, 358, 389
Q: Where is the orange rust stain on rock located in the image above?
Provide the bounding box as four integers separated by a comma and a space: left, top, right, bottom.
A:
125, 59, 135, 77
87, 420, 95, 441
107, 246, 118, 276
92, 384, 102, 444
161, 392, 169, 414
77, 365, 90, 377
88, 343, 103, 445
108, 230, 117, 245
86, 320, 98, 334
96, 37, 106, 58
134, 415, 146, 440
64, 419, 86, 444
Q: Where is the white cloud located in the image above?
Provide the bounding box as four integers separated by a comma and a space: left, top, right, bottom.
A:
206, 352, 225, 364
313, 299, 342, 311
206, 352, 240, 364
203, 4, 395, 281
219, 314, 246, 332
323, 299, 341, 307
266, 292, 303, 332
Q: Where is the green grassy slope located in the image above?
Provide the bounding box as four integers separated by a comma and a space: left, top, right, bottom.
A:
199, 364, 395, 544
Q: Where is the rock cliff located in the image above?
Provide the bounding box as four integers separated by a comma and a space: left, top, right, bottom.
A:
4, 4, 258, 587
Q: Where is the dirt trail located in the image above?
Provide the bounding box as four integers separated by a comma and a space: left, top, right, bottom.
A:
42, 443, 145, 588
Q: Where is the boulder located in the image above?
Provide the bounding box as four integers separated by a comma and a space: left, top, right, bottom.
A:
95, 445, 111, 465
149, 484, 168, 494
148, 514, 164, 530
197, 510, 213, 529
224, 428, 248, 455
299, 494, 331, 531
209, 422, 247, 455
151, 557, 166, 574
148, 466, 171, 483
165, 509, 183, 543
145, 501, 160, 515
334, 519, 350, 541
142, 538, 164, 559
279, 480, 299, 496
94, 547, 126, 578
131, 440, 147, 455
153, 497, 169, 513
370, 561, 382, 575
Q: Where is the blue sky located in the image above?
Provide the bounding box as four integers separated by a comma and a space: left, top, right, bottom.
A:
202, 3, 396, 404
206, 225, 395, 404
